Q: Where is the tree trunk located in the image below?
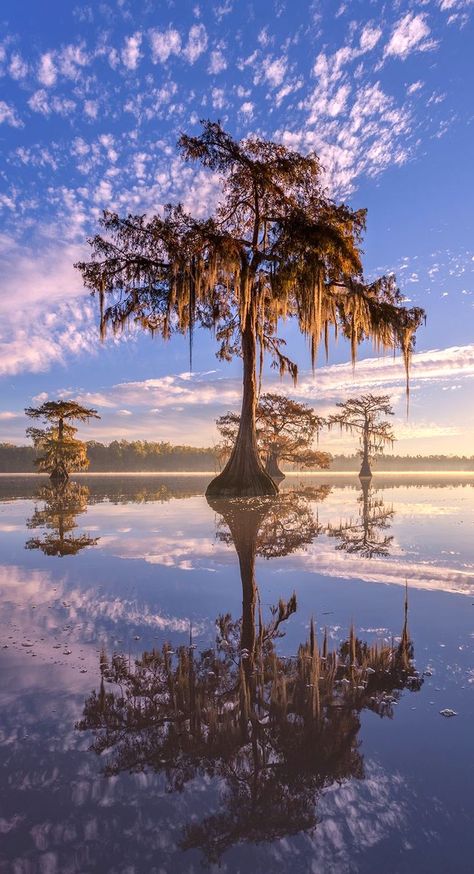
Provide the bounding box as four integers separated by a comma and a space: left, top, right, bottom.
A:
360, 476, 370, 544
50, 466, 69, 485
206, 306, 278, 498
51, 417, 69, 484
265, 448, 285, 481
359, 428, 372, 479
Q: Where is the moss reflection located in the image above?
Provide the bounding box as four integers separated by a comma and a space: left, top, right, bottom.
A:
328, 479, 395, 558
77, 492, 421, 864
25, 482, 99, 556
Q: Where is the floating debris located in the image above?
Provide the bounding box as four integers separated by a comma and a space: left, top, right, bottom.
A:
440, 708, 457, 718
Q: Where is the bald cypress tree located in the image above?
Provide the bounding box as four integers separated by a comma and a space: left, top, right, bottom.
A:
76, 120, 424, 497
217, 393, 329, 480
328, 394, 395, 478
25, 400, 100, 484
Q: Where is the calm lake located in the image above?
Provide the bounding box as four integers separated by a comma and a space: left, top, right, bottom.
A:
1, 473, 473, 873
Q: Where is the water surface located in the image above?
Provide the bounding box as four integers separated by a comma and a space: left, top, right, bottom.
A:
1, 474, 473, 873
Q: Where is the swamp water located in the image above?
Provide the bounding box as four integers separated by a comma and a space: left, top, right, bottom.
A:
0, 474, 473, 873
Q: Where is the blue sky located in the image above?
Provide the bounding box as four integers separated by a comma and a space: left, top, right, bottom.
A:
0, 0, 473, 454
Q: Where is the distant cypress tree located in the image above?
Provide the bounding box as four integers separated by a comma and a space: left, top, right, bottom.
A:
217, 392, 330, 479
25, 400, 100, 483
329, 394, 395, 478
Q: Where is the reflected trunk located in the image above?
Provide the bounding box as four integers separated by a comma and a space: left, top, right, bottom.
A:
207, 498, 270, 663
207, 496, 271, 739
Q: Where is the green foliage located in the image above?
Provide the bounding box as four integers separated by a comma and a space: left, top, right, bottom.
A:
85, 439, 217, 471
3, 441, 474, 474
25, 400, 100, 479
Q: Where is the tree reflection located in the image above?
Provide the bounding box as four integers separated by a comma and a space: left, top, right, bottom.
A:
77, 490, 421, 864
328, 478, 395, 558
25, 482, 99, 556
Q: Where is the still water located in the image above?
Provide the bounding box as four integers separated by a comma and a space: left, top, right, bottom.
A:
0, 474, 473, 873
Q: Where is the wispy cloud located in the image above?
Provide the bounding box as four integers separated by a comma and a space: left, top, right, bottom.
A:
0, 100, 23, 128
384, 13, 437, 60
121, 32, 142, 70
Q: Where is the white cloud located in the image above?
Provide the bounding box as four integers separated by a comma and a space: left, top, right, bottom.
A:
84, 99, 98, 118
121, 32, 142, 70
274, 78, 303, 107
28, 90, 76, 116
277, 76, 412, 196
214, 0, 233, 19
299, 542, 474, 598
183, 24, 208, 63
0, 100, 23, 128
208, 49, 227, 74
439, 0, 473, 9
58, 43, 89, 78
211, 87, 226, 110
37, 52, 57, 86
0, 299, 97, 377
8, 53, 28, 80
149, 27, 181, 63
407, 80, 423, 95
239, 101, 254, 118
260, 54, 288, 88
98, 344, 474, 426
0, 234, 86, 321
359, 24, 382, 52
384, 13, 437, 60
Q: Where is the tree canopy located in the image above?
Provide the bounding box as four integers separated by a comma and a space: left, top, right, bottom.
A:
328, 479, 395, 558
76, 120, 425, 497
328, 393, 395, 477
25, 400, 100, 482
217, 392, 330, 478
25, 482, 99, 557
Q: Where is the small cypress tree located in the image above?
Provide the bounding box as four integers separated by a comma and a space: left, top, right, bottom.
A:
25, 400, 100, 483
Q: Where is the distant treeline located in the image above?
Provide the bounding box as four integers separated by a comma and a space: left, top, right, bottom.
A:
0, 440, 218, 473
327, 454, 474, 471
1, 441, 474, 473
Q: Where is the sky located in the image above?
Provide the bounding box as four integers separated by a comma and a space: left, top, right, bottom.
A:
0, 0, 473, 456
